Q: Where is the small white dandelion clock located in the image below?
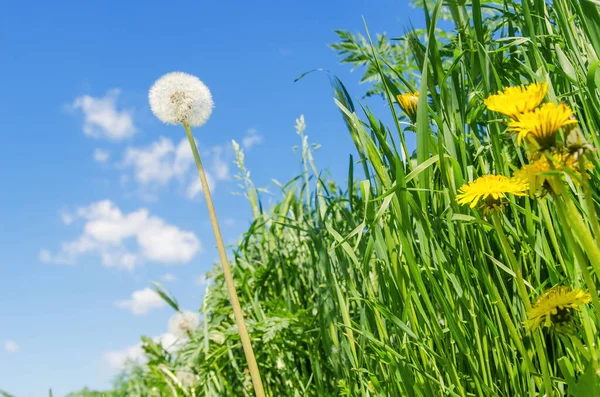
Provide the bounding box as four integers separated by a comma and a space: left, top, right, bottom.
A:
149, 72, 214, 127
176, 368, 198, 389
168, 310, 200, 338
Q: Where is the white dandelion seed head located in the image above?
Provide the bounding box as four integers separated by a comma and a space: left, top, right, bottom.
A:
176, 368, 198, 389
149, 72, 214, 127
276, 357, 286, 369
168, 310, 200, 338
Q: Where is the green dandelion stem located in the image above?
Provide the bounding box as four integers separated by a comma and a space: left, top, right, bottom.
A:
547, 193, 600, 352
551, 177, 600, 281
483, 272, 538, 384
568, 335, 592, 362
539, 199, 568, 275
533, 331, 554, 396
573, 263, 600, 355
579, 156, 600, 242
491, 213, 531, 311
183, 122, 266, 397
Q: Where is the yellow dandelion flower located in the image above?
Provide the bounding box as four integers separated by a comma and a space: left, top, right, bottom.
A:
484, 82, 548, 120
397, 92, 419, 122
525, 286, 591, 333
456, 175, 528, 209
513, 151, 583, 192
508, 102, 577, 148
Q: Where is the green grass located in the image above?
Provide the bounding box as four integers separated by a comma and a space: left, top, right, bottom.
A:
61, 0, 600, 396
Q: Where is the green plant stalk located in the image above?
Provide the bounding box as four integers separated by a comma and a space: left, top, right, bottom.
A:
203, 284, 210, 354
550, 177, 600, 279
568, 334, 592, 362
548, 191, 600, 357
491, 213, 553, 393
533, 331, 554, 397
491, 213, 531, 312
483, 272, 538, 382
539, 199, 568, 275
578, 156, 600, 241
183, 122, 265, 397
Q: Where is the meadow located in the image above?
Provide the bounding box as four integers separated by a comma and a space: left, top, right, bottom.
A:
34, 0, 600, 396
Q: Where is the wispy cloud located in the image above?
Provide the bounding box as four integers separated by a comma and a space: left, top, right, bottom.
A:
123, 137, 192, 186
104, 333, 178, 370
195, 274, 209, 286
94, 148, 110, 163
210, 145, 230, 180
114, 287, 166, 315
185, 172, 216, 199
242, 128, 263, 150
40, 200, 201, 271
222, 217, 236, 226
161, 273, 177, 282
120, 137, 231, 200
4, 340, 19, 353
70, 89, 136, 141
60, 210, 74, 225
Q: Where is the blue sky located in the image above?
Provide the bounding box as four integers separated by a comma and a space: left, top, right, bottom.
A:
0, 1, 421, 395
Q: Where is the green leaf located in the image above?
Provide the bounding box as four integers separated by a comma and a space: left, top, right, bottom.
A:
571, 361, 600, 397
150, 281, 180, 312
587, 60, 600, 96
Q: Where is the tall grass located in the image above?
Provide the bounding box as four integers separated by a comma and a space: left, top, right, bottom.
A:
65, 0, 600, 396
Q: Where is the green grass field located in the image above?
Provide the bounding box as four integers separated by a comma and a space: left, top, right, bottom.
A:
64, 0, 600, 396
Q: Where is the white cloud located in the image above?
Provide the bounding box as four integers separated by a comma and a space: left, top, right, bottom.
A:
94, 148, 110, 163
121, 136, 231, 200
104, 332, 179, 370
4, 340, 19, 353
186, 171, 216, 199
161, 273, 177, 282
115, 287, 166, 316
41, 200, 201, 270
223, 217, 235, 226
211, 146, 230, 180
39, 249, 52, 263
104, 342, 144, 370
242, 128, 263, 150
60, 211, 74, 225
70, 89, 136, 141
195, 274, 209, 286
123, 137, 192, 185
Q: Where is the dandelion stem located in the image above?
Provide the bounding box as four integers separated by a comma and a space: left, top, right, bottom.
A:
547, 195, 600, 357
533, 332, 554, 396
578, 156, 600, 242
539, 199, 568, 274
183, 122, 265, 397
483, 272, 538, 384
491, 214, 552, 392
491, 213, 531, 311
568, 335, 591, 362
550, 177, 600, 281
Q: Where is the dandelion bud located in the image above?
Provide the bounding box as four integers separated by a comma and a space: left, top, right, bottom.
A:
397, 92, 419, 122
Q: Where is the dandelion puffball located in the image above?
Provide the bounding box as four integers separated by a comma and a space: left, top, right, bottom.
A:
168, 310, 200, 338
149, 72, 214, 127
176, 368, 198, 389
